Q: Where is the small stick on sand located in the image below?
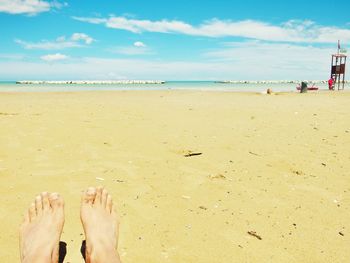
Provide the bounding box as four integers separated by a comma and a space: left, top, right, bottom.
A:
184, 152, 202, 157
247, 231, 262, 240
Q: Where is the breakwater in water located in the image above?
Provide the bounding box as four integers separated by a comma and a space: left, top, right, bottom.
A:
16, 80, 166, 84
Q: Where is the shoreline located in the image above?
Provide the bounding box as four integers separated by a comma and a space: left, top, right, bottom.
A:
1, 81, 348, 93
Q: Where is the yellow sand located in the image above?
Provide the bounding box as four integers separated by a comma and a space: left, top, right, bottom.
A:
0, 90, 349, 262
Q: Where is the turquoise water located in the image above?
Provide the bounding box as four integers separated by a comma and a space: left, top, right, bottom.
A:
0, 81, 347, 92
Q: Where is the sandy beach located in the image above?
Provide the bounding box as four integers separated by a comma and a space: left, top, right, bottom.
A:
0, 90, 349, 262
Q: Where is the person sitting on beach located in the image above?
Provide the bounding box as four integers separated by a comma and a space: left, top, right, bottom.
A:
19, 187, 121, 263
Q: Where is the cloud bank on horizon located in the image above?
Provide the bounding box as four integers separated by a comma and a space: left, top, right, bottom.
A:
0, 0, 349, 80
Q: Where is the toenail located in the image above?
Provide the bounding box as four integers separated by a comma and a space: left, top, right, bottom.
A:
50, 193, 59, 199
87, 188, 96, 195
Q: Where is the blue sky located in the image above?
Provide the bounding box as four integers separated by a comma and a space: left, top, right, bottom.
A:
0, 0, 349, 80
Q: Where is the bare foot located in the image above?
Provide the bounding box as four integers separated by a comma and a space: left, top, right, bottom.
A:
19, 192, 65, 263
80, 187, 121, 263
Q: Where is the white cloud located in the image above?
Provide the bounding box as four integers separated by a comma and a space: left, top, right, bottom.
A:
134, 41, 146, 47
0, 0, 66, 15
73, 16, 194, 34
73, 16, 350, 44
40, 53, 68, 62
15, 33, 94, 50
71, 33, 94, 44
15, 38, 80, 49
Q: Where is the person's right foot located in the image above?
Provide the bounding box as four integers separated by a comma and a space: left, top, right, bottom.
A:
80, 187, 121, 263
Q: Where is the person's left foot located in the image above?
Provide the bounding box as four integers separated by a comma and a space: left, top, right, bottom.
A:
19, 192, 65, 263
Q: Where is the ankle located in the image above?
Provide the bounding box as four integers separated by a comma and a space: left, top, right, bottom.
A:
87, 243, 121, 263
22, 252, 51, 263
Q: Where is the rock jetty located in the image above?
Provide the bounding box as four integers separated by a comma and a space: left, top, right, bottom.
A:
16, 80, 166, 85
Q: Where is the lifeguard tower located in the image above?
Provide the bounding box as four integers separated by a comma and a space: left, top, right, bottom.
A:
330, 41, 347, 90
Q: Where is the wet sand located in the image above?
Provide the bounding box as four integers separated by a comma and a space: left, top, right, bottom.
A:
0, 90, 349, 262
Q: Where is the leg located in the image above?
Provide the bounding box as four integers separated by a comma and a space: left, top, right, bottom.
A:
80, 187, 121, 263
19, 192, 65, 263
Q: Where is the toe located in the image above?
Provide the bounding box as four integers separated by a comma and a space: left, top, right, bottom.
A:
49, 193, 64, 210
41, 192, 50, 211
95, 186, 104, 205
106, 194, 113, 213
29, 203, 36, 221
101, 188, 108, 208
35, 195, 43, 216
82, 187, 97, 205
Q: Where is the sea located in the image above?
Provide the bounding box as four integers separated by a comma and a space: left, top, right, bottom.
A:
0, 81, 348, 93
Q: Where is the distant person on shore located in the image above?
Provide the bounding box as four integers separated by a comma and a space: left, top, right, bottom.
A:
19, 187, 121, 263
328, 77, 334, 90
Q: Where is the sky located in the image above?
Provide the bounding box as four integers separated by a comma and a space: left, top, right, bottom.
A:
0, 0, 349, 81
